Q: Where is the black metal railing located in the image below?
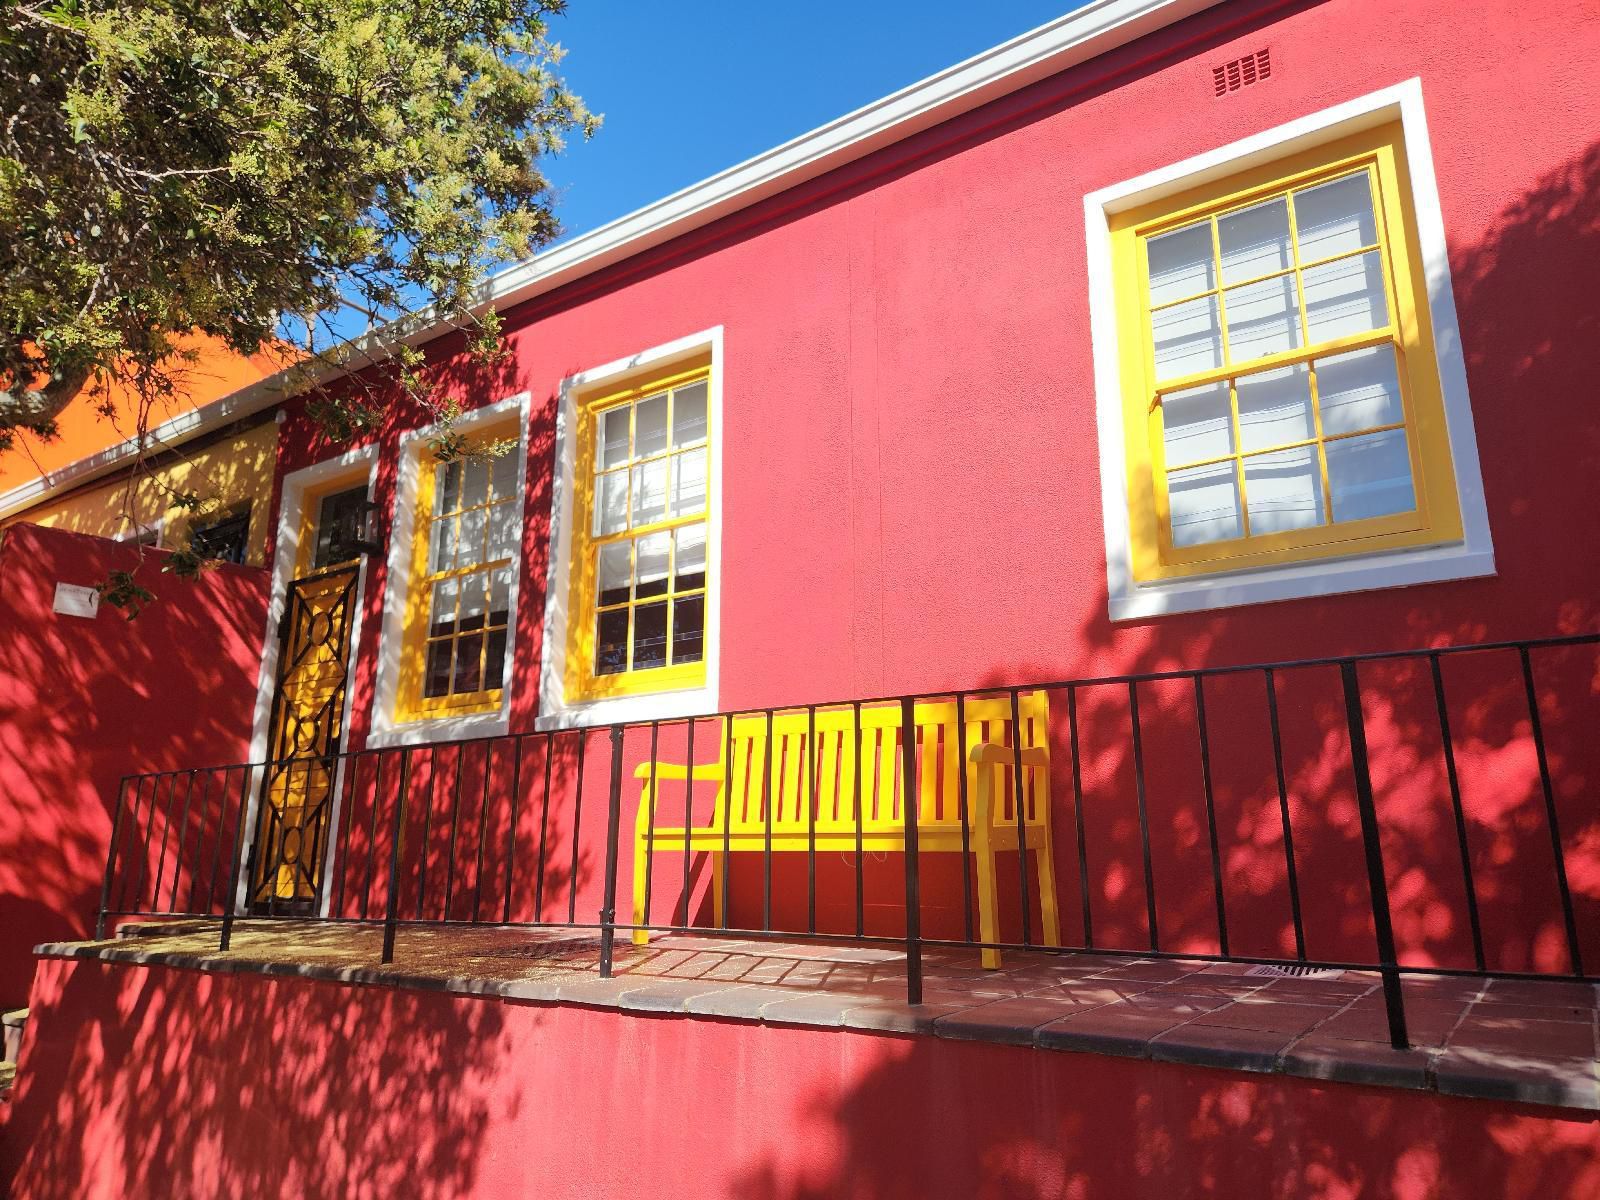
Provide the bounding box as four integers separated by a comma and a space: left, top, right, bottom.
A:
95, 632, 1600, 1051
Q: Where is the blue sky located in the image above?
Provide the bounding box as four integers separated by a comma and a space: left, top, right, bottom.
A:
542, 2, 1087, 243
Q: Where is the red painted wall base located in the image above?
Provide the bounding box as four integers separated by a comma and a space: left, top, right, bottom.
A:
4, 956, 1597, 1199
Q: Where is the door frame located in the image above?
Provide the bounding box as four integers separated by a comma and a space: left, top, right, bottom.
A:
236, 443, 379, 917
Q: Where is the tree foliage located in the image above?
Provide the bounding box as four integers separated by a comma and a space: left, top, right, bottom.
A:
1, 0, 596, 458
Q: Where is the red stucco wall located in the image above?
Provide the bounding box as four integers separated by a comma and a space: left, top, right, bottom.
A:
261, 1, 1600, 971
0, 525, 269, 1006
4, 956, 1599, 1199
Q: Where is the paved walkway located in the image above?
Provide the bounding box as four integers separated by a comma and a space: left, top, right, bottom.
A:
38, 921, 1600, 1111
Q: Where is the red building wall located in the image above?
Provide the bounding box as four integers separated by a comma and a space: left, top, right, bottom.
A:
268, 0, 1600, 971
6, 956, 1600, 1200
0, 525, 269, 1006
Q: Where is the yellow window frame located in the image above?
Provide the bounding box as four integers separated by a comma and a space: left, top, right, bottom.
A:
1110, 121, 1462, 583
396, 422, 520, 721
564, 360, 712, 703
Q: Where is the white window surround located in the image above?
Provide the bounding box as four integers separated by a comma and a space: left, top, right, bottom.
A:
1085, 78, 1494, 621
538, 327, 724, 730
366, 391, 533, 748
113, 515, 164, 547
239, 442, 379, 917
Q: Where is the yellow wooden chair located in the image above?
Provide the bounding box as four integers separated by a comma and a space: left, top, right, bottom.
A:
632, 692, 1060, 968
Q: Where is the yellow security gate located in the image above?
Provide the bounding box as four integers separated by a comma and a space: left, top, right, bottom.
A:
251, 564, 361, 908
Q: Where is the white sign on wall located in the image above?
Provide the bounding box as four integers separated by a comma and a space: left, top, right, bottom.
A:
52, 582, 101, 619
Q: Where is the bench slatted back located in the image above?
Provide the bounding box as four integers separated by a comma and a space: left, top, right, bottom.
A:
713, 691, 1049, 836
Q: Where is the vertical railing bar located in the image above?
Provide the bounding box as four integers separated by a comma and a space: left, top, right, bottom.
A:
168, 769, 199, 912
131, 772, 167, 913
96, 776, 133, 939
148, 772, 182, 913
1008, 689, 1034, 947
1128, 682, 1157, 953
443, 744, 466, 919
414, 749, 436, 921
381, 749, 414, 964
599, 725, 626, 977
471, 741, 493, 924
1193, 676, 1229, 958
1067, 686, 1093, 949
117, 775, 150, 915
721, 714, 733, 930
331, 753, 360, 919
807, 704, 818, 935
534, 732, 554, 920
362, 752, 387, 922
643, 720, 661, 930
1429, 653, 1484, 972
853, 700, 864, 939
567, 733, 587, 925
762, 708, 775, 933
204, 768, 236, 915
240, 761, 273, 921
501, 734, 526, 925
218, 766, 257, 953
955, 693, 974, 944
900, 696, 923, 1005
1264, 667, 1307, 961
681, 718, 696, 926
1341, 661, 1408, 1049
1520, 647, 1584, 976
184, 770, 215, 913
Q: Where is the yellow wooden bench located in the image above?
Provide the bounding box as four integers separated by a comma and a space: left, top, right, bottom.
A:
632, 692, 1061, 968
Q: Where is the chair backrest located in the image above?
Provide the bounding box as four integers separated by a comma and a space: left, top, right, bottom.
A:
717, 690, 1050, 835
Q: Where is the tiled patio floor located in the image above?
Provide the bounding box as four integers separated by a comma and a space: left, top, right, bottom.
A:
39, 921, 1600, 1111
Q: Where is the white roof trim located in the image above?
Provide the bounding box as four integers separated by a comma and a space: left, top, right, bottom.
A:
2, 0, 1217, 520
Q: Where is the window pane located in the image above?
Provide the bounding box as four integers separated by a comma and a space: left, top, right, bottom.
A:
595, 608, 629, 675
457, 571, 488, 632
631, 459, 667, 525
1224, 275, 1301, 362
434, 462, 461, 516
1317, 345, 1404, 435
598, 542, 631, 607
633, 602, 669, 671
673, 381, 708, 445
484, 627, 508, 691
635, 531, 670, 599
430, 514, 458, 572
1168, 461, 1242, 547
487, 499, 518, 562
1236, 363, 1313, 452
675, 523, 707, 592
486, 565, 512, 624
428, 576, 459, 637
600, 407, 630, 469
636, 393, 669, 459
424, 641, 454, 698
1146, 222, 1215, 306
1160, 381, 1232, 467
1303, 250, 1388, 342
459, 504, 487, 564
672, 596, 705, 664
462, 458, 490, 509
1326, 429, 1416, 522
1244, 446, 1324, 533
453, 632, 485, 694
1294, 174, 1376, 263
1218, 197, 1291, 285
671, 447, 707, 516
1152, 295, 1223, 383
490, 448, 518, 500
596, 470, 628, 535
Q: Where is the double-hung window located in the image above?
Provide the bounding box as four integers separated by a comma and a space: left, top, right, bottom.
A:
397, 427, 521, 719
1110, 121, 1463, 583
565, 363, 710, 702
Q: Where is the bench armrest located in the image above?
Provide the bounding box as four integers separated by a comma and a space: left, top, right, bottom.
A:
968, 742, 1049, 769
633, 761, 727, 781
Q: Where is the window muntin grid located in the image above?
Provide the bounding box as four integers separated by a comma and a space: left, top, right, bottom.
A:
580, 370, 710, 688
1140, 164, 1421, 553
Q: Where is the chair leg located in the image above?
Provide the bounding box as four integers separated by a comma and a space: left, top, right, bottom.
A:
1035, 835, 1063, 950
974, 769, 1002, 970
631, 828, 650, 947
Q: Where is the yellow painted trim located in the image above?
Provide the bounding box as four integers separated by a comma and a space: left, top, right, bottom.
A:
1112, 122, 1462, 582
564, 360, 713, 704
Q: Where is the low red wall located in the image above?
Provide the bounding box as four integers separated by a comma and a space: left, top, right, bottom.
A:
4, 956, 1599, 1199
0, 524, 269, 1006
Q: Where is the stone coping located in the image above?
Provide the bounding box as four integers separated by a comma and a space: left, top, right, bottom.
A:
35, 922, 1600, 1113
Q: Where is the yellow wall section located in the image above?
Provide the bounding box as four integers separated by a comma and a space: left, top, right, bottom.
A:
2, 417, 278, 566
